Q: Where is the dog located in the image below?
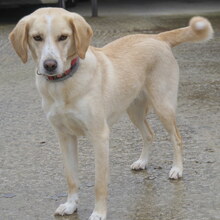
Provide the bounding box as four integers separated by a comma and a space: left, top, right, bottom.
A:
9, 8, 213, 220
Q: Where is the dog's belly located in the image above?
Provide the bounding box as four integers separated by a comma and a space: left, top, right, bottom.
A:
47, 104, 86, 136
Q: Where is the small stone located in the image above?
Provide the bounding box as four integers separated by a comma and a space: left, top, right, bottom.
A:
49, 195, 59, 201
205, 148, 215, 152
206, 160, 215, 164
146, 176, 156, 180
56, 192, 67, 198
1, 193, 16, 198
86, 183, 94, 187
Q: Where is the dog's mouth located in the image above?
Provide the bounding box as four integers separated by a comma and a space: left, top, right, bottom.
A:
37, 57, 79, 81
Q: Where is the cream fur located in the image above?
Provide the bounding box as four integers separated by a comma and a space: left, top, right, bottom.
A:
9, 8, 213, 220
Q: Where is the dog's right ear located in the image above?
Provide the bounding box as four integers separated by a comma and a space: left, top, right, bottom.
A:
9, 16, 30, 63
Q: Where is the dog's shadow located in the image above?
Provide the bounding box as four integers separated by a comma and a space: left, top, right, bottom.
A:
54, 213, 80, 220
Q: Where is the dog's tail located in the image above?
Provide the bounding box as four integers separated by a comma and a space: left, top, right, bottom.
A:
157, 16, 214, 47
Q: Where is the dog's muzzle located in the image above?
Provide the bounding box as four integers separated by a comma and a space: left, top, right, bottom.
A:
37, 57, 79, 82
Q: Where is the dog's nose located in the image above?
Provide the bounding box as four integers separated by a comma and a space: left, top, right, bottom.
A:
43, 59, 57, 72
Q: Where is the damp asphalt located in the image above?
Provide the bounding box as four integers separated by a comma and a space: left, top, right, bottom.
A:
0, 1, 220, 220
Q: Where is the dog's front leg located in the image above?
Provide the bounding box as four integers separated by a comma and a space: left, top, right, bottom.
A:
54, 131, 79, 216
88, 124, 109, 220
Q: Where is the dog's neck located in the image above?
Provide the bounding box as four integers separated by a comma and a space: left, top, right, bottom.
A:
42, 57, 79, 82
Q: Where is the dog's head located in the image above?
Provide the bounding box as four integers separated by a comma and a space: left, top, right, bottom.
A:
9, 8, 93, 76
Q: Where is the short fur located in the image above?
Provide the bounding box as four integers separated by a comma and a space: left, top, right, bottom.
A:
9, 8, 213, 220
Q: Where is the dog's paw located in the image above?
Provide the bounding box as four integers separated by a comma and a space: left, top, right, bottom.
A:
54, 201, 77, 216
130, 159, 148, 170
169, 166, 183, 179
89, 211, 106, 220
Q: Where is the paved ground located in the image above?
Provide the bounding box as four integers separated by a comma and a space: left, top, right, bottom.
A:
0, 1, 220, 220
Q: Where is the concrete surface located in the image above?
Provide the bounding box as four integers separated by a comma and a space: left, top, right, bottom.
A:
0, 1, 220, 220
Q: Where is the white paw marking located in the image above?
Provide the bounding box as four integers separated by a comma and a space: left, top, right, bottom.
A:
89, 211, 106, 220
169, 166, 183, 179
130, 159, 148, 170
55, 201, 77, 216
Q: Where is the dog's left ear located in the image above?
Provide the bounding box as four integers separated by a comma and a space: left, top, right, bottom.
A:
69, 13, 93, 59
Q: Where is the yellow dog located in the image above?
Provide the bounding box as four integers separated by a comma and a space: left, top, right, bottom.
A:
10, 8, 213, 220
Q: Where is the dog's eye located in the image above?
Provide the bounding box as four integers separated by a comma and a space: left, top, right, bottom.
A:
58, 35, 68, 41
33, 35, 43, 41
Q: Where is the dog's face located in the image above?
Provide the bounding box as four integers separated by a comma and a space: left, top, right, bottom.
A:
9, 8, 93, 75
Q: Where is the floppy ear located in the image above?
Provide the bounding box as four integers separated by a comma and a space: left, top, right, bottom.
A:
69, 13, 93, 59
9, 17, 29, 63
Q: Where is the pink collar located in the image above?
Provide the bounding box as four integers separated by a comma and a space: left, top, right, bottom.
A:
46, 57, 79, 82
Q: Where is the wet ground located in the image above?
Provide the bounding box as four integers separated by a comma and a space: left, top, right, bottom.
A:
0, 1, 220, 220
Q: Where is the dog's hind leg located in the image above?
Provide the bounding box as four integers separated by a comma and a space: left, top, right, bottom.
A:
154, 103, 183, 179
127, 91, 154, 170
147, 84, 183, 179
144, 53, 183, 179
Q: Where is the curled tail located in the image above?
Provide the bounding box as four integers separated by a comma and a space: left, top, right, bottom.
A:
157, 16, 214, 47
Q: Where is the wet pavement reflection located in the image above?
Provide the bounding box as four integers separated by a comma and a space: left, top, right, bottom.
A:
0, 2, 219, 220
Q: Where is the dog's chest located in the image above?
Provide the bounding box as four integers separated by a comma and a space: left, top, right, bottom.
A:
37, 78, 90, 136
46, 101, 87, 136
